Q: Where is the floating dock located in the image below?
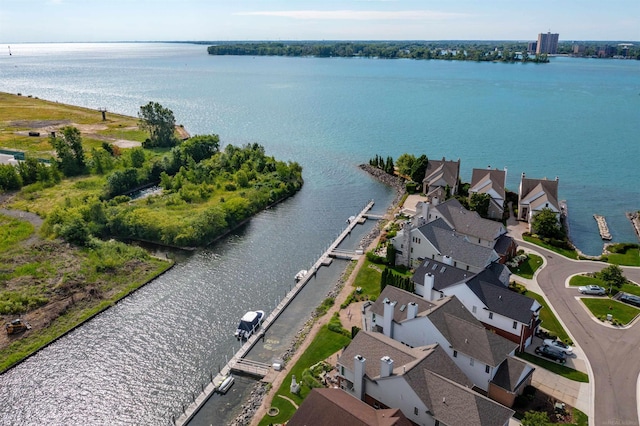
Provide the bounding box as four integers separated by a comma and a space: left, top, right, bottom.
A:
174, 200, 377, 425
594, 214, 612, 240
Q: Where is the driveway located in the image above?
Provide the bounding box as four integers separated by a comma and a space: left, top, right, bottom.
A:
514, 236, 640, 426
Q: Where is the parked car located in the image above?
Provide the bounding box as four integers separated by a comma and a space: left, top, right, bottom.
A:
535, 346, 567, 364
578, 285, 606, 295
619, 294, 640, 308
543, 339, 573, 355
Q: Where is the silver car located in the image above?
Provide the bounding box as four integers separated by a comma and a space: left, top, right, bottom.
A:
578, 285, 606, 295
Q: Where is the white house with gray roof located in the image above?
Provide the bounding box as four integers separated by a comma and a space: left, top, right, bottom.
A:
469, 167, 507, 220
367, 287, 534, 407
413, 259, 542, 351
337, 330, 514, 426
517, 173, 560, 226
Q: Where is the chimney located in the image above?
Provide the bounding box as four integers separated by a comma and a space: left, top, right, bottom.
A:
380, 356, 394, 378
407, 302, 418, 320
383, 299, 395, 338
442, 255, 453, 266
422, 201, 431, 223
423, 273, 435, 301
354, 355, 366, 400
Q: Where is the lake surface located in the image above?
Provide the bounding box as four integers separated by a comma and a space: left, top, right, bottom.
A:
0, 43, 638, 424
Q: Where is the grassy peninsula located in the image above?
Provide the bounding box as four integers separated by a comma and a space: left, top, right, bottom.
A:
0, 92, 303, 371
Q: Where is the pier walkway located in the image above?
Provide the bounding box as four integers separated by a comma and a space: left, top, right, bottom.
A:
175, 200, 376, 426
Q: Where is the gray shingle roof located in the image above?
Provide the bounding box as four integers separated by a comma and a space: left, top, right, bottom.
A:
423, 158, 460, 190
425, 297, 518, 367
413, 259, 471, 291
370, 286, 438, 323
465, 271, 537, 323
417, 219, 498, 269
412, 370, 514, 426
432, 198, 506, 242
490, 356, 534, 393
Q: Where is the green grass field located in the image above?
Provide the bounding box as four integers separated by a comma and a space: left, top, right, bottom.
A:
524, 289, 571, 343
516, 351, 589, 383
522, 235, 578, 260
581, 298, 640, 325
510, 253, 543, 279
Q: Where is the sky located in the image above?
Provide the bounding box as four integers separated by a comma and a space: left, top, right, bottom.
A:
1, 0, 639, 43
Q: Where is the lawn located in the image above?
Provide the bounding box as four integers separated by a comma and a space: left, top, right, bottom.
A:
568, 275, 602, 287
516, 351, 589, 383
581, 298, 640, 325
352, 259, 384, 300
605, 247, 640, 266
510, 253, 543, 279
524, 289, 571, 343
258, 325, 351, 425
523, 235, 578, 260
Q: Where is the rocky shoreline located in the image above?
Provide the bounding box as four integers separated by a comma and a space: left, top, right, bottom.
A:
229, 165, 405, 426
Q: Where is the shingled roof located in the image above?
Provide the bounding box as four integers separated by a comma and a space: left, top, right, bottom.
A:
464, 270, 539, 324
370, 285, 438, 323
424, 297, 518, 367
423, 157, 460, 191
288, 388, 413, 426
417, 219, 499, 269
490, 356, 533, 393
413, 258, 471, 291
432, 198, 506, 242
520, 177, 559, 211
470, 168, 506, 201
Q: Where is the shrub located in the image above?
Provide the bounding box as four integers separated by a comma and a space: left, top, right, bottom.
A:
366, 250, 387, 264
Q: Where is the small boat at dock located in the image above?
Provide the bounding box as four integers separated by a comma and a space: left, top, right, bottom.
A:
216, 375, 234, 394
294, 270, 308, 282
234, 310, 264, 340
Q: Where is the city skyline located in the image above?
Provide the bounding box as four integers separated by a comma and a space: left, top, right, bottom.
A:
1, 0, 639, 43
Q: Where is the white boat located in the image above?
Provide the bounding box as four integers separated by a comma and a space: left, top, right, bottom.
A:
234, 310, 265, 340
217, 375, 234, 394
294, 270, 308, 282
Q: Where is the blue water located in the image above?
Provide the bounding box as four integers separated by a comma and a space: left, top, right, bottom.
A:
2, 42, 638, 254
0, 43, 638, 425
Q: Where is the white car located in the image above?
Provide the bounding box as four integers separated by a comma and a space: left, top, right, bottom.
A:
543, 339, 573, 355
578, 285, 606, 295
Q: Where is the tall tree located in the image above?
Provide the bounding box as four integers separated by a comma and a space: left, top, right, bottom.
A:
138, 102, 178, 148
395, 153, 416, 176
469, 193, 491, 218
50, 126, 87, 176
531, 208, 563, 239
409, 155, 429, 185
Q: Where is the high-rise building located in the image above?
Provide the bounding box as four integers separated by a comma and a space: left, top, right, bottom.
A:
536, 32, 559, 54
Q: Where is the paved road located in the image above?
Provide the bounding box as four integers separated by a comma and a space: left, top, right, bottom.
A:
518, 240, 640, 426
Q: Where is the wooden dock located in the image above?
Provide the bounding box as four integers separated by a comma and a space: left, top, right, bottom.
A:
594, 214, 612, 240
174, 200, 375, 425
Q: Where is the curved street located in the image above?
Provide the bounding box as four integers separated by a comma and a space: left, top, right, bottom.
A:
515, 237, 640, 426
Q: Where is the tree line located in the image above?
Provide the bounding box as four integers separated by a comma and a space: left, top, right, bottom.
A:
207, 41, 549, 63
2, 102, 304, 248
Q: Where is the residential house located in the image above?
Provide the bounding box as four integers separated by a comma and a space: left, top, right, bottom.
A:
337, 330, 515, 426
422, 157, 461, 199
288, 388, 413, 426
392, 199, 515, 268
392, 217, 500, 271
517, 173, 560, 226
413, 260, 542, 350
368, 287, 534, 406
469, 167, 507, 220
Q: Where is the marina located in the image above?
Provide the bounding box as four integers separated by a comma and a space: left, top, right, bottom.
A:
175, 200, 377, 426
594, 214, 612, 240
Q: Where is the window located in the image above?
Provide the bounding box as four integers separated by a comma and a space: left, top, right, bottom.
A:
489, 312, 493, 320
453, 350, 458, 358
472, 306, 477, 314
485, 365, 490, 374
414, 407, 419, 416
513, 321, 518, 329
470, 358, 474, 366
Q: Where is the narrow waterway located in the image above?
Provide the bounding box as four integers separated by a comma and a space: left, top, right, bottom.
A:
0, 176, 394, 425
